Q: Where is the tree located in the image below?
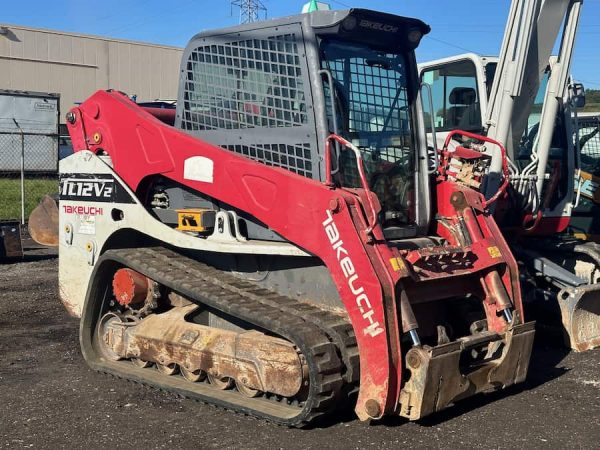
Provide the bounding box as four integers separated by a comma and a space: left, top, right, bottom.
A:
586, 89, 600, 103
582, 89, 600, 113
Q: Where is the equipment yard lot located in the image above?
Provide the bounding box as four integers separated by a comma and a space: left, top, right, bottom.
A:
1, 252, 599, 449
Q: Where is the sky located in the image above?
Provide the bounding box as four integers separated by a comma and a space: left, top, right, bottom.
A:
2, 0, 600, 88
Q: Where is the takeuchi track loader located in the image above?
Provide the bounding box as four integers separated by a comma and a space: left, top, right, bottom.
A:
58, 9, 534, 425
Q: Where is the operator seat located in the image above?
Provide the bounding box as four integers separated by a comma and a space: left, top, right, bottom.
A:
446, 87, 478, 129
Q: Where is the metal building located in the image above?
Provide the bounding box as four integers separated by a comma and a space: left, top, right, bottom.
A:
0, 24, 183, 123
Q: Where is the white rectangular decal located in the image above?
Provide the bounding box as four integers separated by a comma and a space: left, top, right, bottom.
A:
78, 215, 96, 235
184, 156, 214, 183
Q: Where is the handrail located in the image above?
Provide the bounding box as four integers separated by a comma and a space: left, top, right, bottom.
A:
324, 133, 378, 235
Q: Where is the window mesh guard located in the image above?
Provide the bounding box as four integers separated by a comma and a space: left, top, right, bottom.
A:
325, 54, 412, 187
180, 32, 315, 178
579, 116, 600, 176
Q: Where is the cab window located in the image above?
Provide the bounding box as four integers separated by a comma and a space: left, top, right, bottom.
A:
421, 60, 481, 132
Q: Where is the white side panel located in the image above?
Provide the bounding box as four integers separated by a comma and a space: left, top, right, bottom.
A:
58, 151, 309, 317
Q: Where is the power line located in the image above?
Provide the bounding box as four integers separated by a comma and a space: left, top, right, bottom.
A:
578, 79, 600, 87
426, 36, 478, 54
231, 0, 267, 24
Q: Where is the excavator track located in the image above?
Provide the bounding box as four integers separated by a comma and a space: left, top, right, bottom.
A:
80, 247, 359, 427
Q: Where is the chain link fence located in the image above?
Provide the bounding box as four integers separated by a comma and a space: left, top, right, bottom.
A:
0, 131, 59, 224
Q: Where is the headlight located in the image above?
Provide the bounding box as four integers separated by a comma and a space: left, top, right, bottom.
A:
407, 28, 423, 45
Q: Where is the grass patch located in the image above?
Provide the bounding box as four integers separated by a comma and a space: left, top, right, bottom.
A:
0, 177, 58, 221
581, 103, 600, 113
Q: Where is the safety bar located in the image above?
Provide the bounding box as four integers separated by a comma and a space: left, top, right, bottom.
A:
324, 134, 379, 235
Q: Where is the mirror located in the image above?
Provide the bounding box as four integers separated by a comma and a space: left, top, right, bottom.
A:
571, 82, 586, 108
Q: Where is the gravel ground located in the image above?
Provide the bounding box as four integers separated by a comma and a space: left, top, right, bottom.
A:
1, 249, 599, 449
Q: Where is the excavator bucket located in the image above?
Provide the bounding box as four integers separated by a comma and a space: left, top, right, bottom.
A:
28, 195, 59, 247
558, 284, 600, 352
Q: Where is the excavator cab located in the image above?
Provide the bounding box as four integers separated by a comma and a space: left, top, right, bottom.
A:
572, 113, 600, 239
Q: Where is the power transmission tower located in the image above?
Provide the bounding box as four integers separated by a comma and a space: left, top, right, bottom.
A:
231, 0, 267, 24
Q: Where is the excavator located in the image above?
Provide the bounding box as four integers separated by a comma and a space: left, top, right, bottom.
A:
419, 0, 600, 351
48, 9, 536, 425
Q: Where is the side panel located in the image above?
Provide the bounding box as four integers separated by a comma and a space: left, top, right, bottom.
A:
57, 152, 312, 316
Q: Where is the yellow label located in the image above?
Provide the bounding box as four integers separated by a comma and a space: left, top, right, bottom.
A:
390, 257, 406, 272
177, 208, 208, 232
487, 246, 501, 259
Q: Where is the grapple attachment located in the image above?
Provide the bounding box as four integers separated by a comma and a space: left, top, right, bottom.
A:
399, 320, 535, 420
558, 284, 600, 352
28, 195, 59, 247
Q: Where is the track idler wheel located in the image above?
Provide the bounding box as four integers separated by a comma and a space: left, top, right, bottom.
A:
236, 380, 261, 398
180, 367, 206, 383
97, 313, 125, 361
208, 374, 233, 390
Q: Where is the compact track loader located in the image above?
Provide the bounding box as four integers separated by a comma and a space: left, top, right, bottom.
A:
58, 9, 534, 425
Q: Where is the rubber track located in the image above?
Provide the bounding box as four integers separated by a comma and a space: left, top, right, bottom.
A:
164, 253, 360, 386
84, 247, 358, 426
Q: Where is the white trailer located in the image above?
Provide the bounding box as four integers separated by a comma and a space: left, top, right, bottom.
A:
0, 90, 60, 172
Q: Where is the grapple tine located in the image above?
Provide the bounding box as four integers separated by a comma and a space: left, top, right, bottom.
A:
27, 195, 59, 247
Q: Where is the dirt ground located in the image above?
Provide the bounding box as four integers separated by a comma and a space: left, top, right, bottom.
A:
1, 247, 599, 449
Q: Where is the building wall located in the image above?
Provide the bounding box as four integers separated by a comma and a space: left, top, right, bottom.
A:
0, 24, 183, 123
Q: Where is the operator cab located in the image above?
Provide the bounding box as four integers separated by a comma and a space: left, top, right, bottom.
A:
319, 37, 417, 228
419, 55, 575, 228
176, 9, 431, 240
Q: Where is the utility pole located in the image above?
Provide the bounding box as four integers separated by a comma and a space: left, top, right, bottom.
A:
231, 0, 267, 24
